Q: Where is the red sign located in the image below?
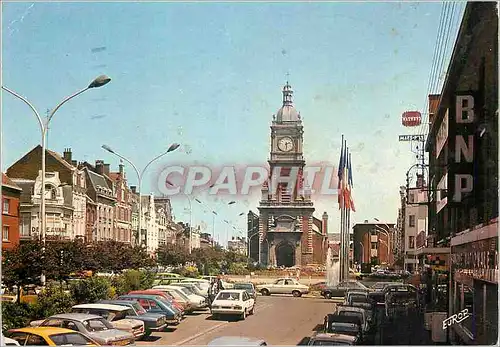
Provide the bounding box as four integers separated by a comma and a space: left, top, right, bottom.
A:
402, 111, 422, 127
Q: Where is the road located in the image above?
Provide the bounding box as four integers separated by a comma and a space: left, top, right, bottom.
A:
138, 295, 334, 345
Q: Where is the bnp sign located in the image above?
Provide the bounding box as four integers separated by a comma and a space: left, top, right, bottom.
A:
436, 93, 477, 211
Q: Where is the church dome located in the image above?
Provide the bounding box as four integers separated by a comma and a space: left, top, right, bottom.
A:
276, 83, 300, 122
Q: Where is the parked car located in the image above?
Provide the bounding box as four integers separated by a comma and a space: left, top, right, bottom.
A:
169, 285, 207, 306
323, 314, 363, 342
181, 278, 210, 293
208, 336, 267, 345
308, 332, 358, 345
99, 299, 168, 336
153, 285, 206, 310
70, 303, 145, 339
344, 294, 374, 325
321, 281, 368, 299
171, 282, 208, 299
335, 306, 369, 334
30, 313, 135, 345
367, 282, 399, 304
255, 278, 309, 297
151, 285, 195, 313
1, 334, 20, 346
128, 290, 185, 314
211, 289, 255, 320
5, 327, 99, 346
118, 294, 182, 325
233, 283, 257, 300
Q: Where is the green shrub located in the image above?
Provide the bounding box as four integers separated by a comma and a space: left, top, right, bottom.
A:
70, 277, 112, 304
228, 263, 250, 275
2, 302, 35, 333
112, 270, 155, 295
33, 283, 74, 319
177, 266, 199, 278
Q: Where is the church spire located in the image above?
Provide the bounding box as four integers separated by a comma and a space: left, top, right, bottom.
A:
282, 81, 293, 107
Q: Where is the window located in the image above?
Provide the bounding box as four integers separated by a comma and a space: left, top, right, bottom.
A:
49, 333, 94, 346
409, 236, 415, 249
409, 215, 416, 227
26, 334, 49, 346
3, 226, 9, 241
371, 242, 378, 249
3, 199, 9, 214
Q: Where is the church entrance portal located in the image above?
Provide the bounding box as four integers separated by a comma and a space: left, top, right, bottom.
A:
276, 242, 295, 267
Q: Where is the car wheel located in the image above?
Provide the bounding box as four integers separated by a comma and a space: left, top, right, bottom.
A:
250, 305, 255, 315
212, 313, 219, 320
292, 290, 301, 297
241, 309, 247, 320
261, 289, 270, 296
325, 292, 333, 299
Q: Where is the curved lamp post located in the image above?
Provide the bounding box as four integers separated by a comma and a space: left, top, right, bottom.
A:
2, 74, 111, 286
102, 143, 179, 250
359, 241, 365, 264
374, 218, 393, 265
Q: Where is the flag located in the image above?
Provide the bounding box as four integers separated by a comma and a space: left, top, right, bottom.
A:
337, 137, 346, 209
348, 152, 356, 212
343, 147, 350, 210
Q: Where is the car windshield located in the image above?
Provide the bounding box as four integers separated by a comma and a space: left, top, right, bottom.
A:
179, 287, 194, 296
171, 289, 190, 301
339, 311, 363, 321
350, 295, 368, 303
326, 323, 359, 334
216, 292, 241, 301
234, 284, 254, 291
131, 302, 147, 315
49, 333, 95, 346
82, 318, 113, 332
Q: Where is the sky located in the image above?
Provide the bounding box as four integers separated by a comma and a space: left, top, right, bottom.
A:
1, 1, 464, 246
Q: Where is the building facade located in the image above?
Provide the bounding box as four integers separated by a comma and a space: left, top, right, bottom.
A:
228, 237, 247, 255
109, 164, 132, 243
257, 83, 327, 267
7, 146, 87, 241
141, 194, 159, 255
424, 3, 498, 344
404, 174, 428, 272
353, 221, 395, 266
247, 210, 260, 262
2, 173, 22, 250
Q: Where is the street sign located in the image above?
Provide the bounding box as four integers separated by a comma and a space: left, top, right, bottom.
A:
399, 134, 425, 142
402, 111, 422, 127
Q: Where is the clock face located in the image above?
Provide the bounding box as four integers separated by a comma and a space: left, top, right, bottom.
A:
277, 137, 294, 152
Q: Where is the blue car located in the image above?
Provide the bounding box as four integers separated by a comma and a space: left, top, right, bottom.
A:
118, 294, 182, 325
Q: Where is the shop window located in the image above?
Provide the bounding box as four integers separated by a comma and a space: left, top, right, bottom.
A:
461, 284, 474, 336
409, 236, 415, 249
409, 215, 416, 227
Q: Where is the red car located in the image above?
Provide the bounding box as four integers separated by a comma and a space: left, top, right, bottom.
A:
128, 290, 185, 314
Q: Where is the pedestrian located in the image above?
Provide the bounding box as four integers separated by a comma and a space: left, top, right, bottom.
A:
208, 279, 216, 309
217, 275, 225, 291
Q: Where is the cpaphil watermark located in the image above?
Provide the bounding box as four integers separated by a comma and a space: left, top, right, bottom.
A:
153, 162, 340, 198
442, 309, 470, 330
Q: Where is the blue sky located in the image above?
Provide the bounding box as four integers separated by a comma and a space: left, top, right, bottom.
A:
2, 1, 463, 246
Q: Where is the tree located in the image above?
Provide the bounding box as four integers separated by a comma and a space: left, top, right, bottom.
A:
44, 240, 88, 281
70, 276, 112, 304
83, 241, 154, 273
2, 240, 44, 302
156, 244, 190, 266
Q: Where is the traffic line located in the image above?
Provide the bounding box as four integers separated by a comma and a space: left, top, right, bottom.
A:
174, 322, 228, 346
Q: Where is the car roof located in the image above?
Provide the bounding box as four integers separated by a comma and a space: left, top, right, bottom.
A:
99, 300, 138, 306
312, 333, 356, 342
73, 303, 129, 311
217, 289, 246, 294
119, 294, 163, 299
234, 283, 255, 287
9, 327, 82, 335
336, 306, 366, 313
208, 336, 266, 345
48, 313, 103, 321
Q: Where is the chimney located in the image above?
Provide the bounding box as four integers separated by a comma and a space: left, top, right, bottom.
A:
130, 186, 137, 194
119, 164, 124, 175
322, 212, 328, 235
103, 164, 110, 176
63, 148, 72, 164
95, 160, 104, 175
71, 160, 77, 166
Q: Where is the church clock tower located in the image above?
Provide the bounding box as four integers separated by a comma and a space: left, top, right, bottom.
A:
257, 82, 316, 267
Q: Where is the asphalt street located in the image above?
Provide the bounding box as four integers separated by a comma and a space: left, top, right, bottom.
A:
137, 295, 334, 345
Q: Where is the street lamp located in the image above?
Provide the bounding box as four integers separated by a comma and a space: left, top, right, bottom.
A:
102, 143, 179, 251
2, 74, 111, 286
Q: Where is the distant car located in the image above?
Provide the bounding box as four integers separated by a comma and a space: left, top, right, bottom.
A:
233, 283, 257, 300
30, 313, 134, 346
255, 278, 309, 297
171, 282, 209, 298
344, 294, 374, 325
208, 336, 267, 345
128, 290, 185, 314
335, 306, 369, 334
323, 314, 363, 342
98, 299, 168, 337
211, 289, 255, 320
321, 281, 368, 299
308, 332, 358, 345
153, 285, 207, 310
6, 327, 99, 346
70, 303, 145, 339
151, 285, 195, 312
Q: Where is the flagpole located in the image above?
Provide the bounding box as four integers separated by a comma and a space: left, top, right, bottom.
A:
339, 206, 344, 282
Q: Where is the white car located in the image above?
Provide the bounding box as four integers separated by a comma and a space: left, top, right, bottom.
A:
1, 335, 20, 346
153, 285, 207, 309
255, 278, 309, 297
211, 289, 255, 320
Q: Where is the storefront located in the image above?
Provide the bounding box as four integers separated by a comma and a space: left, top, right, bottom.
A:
449, 221, 498, 345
